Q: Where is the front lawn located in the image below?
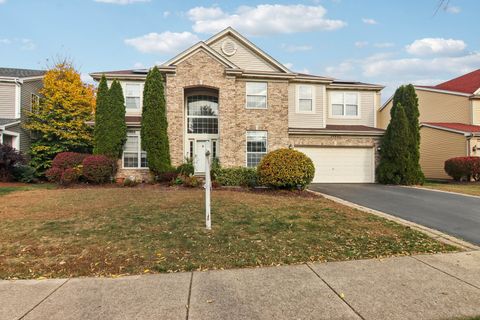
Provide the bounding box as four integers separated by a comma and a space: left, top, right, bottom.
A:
0, 186, 457, 279
423, 181, 480, 197
0, 182, 55, 196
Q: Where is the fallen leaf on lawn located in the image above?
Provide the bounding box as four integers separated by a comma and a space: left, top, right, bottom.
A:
143, 269, 150, 273
206, 299, 215, 303
340, 293, 345, 299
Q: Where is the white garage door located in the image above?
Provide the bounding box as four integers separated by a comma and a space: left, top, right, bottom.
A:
297, 147, 375, 183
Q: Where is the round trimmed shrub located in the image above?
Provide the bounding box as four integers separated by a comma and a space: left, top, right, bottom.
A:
444, 156, 480, 181
60, 168, 81, 185
52, 152, 88, 170
45, 167, 63, 183
257, 148, 315, 190
82, 155, 115, 184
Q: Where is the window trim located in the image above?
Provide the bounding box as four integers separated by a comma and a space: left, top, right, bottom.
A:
123, 82, 143, 111
245, 82, 268, 109
245, 130, 268, 168
328, 91, 361, 119
295, 84, 316, 114
122, 130, 148, 170
0, 130, 20, 150
30, 93, 40, 112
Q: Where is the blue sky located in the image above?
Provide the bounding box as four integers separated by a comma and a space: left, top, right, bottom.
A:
0, 0, 478, 100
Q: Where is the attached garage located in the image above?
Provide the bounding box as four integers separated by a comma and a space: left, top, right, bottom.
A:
296, 147, 375, 183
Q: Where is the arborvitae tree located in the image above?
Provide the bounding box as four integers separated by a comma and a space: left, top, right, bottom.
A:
141, 66, 171, 174
393, 84, 425, 184
377, 103, 410, 185
93, 75, 109, 155
25, 61, 95, 174
105, 80, 127, 158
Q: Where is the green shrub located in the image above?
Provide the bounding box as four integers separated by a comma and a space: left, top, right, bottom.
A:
211, 157, 221, 180
257, 148, 314, 190
13, 165, 37, 183
0, 144, 25, 182
157, 171, 178, 183
216, 167, 258, 187
123, 176, 139, 187
176, 158, 194, 176
182, 175, 201, 188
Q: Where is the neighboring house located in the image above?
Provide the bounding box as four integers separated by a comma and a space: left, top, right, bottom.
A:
91, 27, 384, 183
378, 69, 480, 179
0, 67, 45, 154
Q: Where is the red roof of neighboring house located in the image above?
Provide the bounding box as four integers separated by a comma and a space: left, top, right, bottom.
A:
433, 69, 480, 94
423, 122, 480, 133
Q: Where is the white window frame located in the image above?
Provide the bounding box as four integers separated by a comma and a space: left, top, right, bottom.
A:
0, 131, 20, 150
31, 93, 40, 112
245, 131, 268, 168
245, 82, 268, 109
123, 82, 143, 111
296, 84, 315, 114
329, 91, 361, 119
122, 130, 148, 169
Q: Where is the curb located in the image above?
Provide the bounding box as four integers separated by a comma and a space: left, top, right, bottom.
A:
404, 185, 480, 199
307, 189, 480, 251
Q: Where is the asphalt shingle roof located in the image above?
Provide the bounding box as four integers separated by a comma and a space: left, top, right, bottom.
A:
0, 67, 46, 79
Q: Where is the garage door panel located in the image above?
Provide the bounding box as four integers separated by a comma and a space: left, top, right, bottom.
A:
297, 147, 374, 183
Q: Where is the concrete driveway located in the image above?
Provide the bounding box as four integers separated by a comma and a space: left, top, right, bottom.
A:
309, 184, 480, 246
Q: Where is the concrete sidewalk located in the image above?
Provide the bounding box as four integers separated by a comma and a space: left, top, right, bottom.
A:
2, 251, 480, 320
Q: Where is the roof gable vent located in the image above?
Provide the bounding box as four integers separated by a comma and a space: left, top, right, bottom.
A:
221, 40, 237, 56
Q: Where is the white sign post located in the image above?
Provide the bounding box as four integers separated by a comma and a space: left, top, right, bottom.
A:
205, 150, 212, 230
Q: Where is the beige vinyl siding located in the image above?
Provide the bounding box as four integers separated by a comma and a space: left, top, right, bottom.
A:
209, 35, 278, 72
326, 90, 375, 127
472, 99, 480, 125
420, 127, 467, 179
378, 89, 472, 129
288, 83, 325, 128
0, 83, 16, 118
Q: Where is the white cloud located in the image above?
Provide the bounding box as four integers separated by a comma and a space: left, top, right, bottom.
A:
94, 0, 150, 4
406, 38, 466, 56
354, 41, 368, 48
0, 0, 6, 4
281, 44, 312, 52
20, 39, 36, 50
0, 38, 11, 44
187, 4, 346, 35
81, 73, 94, 85
446, 6, 461, 14
374, 42, 394, 48
163, 11, 171, 17
362, 18, 377, 25
133, 62, 145, 69
283, 62, 293, 69
125, 31, 200, 54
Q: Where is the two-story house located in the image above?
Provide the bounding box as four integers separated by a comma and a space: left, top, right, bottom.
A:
378, 69, 480, 179
91, 27, 384, 183
0, 68, 45, 154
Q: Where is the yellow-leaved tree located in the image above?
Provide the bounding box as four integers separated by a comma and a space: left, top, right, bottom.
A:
25, 61, 95, 175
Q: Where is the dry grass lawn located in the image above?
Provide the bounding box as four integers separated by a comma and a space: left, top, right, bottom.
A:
0, 185, 457, 279
423, 181, 480, 197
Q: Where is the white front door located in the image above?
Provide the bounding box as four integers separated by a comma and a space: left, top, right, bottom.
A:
195, 140, 210, 173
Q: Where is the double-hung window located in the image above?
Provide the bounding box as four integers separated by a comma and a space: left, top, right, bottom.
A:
246, 82, 267, 109
297, 85, 314, 113
331, 92, 359, 117
246, 131, 267, 167
123, 130, 147, 169
187, 95, 219, 134
125, 83, 142, 110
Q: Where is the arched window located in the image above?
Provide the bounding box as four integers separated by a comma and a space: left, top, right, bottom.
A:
187, 95, 218, 134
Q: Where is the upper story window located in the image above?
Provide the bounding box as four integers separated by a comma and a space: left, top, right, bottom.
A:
125, 83, 142, 110
246, 131, 267, 167
330, 92, 360, 118
187, 95, 219, 134
296, 85, 315, 113
246, 82, 267, 109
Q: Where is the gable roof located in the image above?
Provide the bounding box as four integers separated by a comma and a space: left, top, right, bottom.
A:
205, 27, 291, 73
433, 69, 480, 94
163, 41, 239, 69
422, 122, 480, 134
0, 67, 46, 79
